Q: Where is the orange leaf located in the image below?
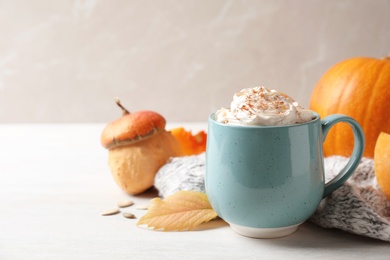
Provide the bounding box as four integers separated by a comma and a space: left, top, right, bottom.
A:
170, 127, 207, 156
137, 191, 218, 231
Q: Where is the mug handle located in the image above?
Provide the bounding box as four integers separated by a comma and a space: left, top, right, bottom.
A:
321, 114, 365, 198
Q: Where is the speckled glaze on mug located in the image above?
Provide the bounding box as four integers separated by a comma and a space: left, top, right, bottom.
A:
205, 113, 364, 238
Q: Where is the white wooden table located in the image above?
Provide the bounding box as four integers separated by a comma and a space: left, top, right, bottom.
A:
1, 124, 389, 260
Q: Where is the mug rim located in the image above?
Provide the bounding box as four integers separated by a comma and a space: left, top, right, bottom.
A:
209, 112, 320, 128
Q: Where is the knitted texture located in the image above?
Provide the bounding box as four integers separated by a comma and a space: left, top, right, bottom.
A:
154, 153, 390, 241
154, 153, 206, 197
310, 156, 390, 242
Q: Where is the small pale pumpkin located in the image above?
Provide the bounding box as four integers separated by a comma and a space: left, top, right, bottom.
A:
310, 56, 390, 158
101, 100, 182, 195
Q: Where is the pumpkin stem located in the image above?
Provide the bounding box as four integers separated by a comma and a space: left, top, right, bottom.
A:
384, 55, 390, 60
115, 98, 130, 115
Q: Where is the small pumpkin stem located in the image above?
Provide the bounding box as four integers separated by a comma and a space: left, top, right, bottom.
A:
115, 98, 130, 115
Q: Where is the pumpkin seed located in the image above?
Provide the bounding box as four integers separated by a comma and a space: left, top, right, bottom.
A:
101, 208, 120, 216
117, 200, 134, 208
122, 212, 136, 219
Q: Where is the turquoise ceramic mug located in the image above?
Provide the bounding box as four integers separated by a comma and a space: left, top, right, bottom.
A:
205, 113, 365, 238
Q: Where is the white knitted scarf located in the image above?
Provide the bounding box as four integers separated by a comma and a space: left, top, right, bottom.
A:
154, 154, 390, 242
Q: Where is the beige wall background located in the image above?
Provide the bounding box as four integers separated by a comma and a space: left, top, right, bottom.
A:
0, 0, 389, 123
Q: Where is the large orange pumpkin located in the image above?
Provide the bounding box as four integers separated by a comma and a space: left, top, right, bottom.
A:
310, 56, 390, 158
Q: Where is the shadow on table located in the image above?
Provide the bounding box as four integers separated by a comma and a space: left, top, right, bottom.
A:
249, 221, 388, 249
132, 187, 160, 199
196, 218, 229, 231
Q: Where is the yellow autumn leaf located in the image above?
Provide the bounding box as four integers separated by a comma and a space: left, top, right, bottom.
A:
137, 190, 218, 231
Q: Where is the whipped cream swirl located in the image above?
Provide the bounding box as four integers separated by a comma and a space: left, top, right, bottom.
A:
215, 86, 316, 126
